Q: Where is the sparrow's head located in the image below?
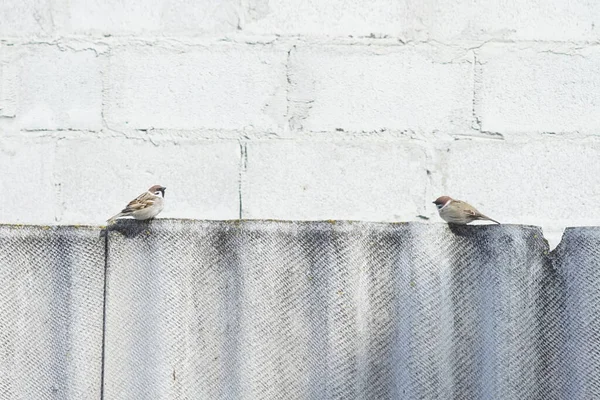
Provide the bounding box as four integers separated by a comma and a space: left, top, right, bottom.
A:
148, 185, 166, 197
433, 196, 452, 210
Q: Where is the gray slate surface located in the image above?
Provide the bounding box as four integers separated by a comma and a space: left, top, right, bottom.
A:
2, 220, 600, 399
104, 220, 551, 400
551, 227, 600, 399
0, 225, 104, 399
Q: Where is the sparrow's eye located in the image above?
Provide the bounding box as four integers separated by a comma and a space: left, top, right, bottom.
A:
154, 190, 163, 196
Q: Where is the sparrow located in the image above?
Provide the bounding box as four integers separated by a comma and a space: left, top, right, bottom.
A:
107, 185, 166, 224
433, 196, 500, 225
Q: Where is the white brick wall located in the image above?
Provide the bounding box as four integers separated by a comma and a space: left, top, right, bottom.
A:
1, 0, 599, 248
242, 140, 429, 221
0, 137, 57, 224
15, 46, 103, 131
476, 46, 600, 134
287, 45, 473, 133
66, 0, 239, 35
105, 44, 288, 131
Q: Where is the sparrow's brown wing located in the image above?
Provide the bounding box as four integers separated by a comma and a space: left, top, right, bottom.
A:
456, 200, 500, 224
453, 200, 483, 219
121, 191, 155, 213
453, 200, 478, 215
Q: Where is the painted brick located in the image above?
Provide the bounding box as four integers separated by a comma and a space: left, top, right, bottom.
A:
55, 137, 240, 224
242, 139, 429, 221
429, 0, 600, 41
0, 137, 57, 224
244, 0, 599, 42
243, 0, 421, 38
66, 0, 239, 35
0, 0, 54, 37
15, 46, 103, 131
105, 45, 288, 131
287, 45, 473, 134
0, 61, 18, 118
476, 46, 600, 135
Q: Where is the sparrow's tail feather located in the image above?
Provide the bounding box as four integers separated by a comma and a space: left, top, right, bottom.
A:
107, 212, 124, 225
480, 215, 500, 224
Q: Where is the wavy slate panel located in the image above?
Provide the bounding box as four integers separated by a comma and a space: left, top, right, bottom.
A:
0, 225, 104, 399
104, 220, 551, 400
552, 227, 600, 399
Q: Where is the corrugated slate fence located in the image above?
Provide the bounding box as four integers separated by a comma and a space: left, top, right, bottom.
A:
1, 220, 599, 399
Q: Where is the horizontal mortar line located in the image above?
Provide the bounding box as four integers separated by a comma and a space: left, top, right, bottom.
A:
4, 37, 600, 49
5, 129, 600, 143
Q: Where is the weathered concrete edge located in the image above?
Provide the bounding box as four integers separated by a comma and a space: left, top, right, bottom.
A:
5, 219, 598, 259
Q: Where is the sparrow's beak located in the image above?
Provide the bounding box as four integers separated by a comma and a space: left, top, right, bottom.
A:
162, 187, 167, 191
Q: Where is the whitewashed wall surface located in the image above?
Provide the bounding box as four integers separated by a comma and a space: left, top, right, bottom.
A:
1, 0, 600, 248
1, 220, 600, 399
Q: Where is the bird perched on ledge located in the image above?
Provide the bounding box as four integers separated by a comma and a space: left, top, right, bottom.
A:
107, 185, 166, 224
433, 196, 500, 225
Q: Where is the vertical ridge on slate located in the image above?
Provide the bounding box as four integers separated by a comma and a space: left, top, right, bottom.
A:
104, 220, 552, 400
552, 227, 600, 399
104, 220, 240, 399
0, 225, 104, 399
